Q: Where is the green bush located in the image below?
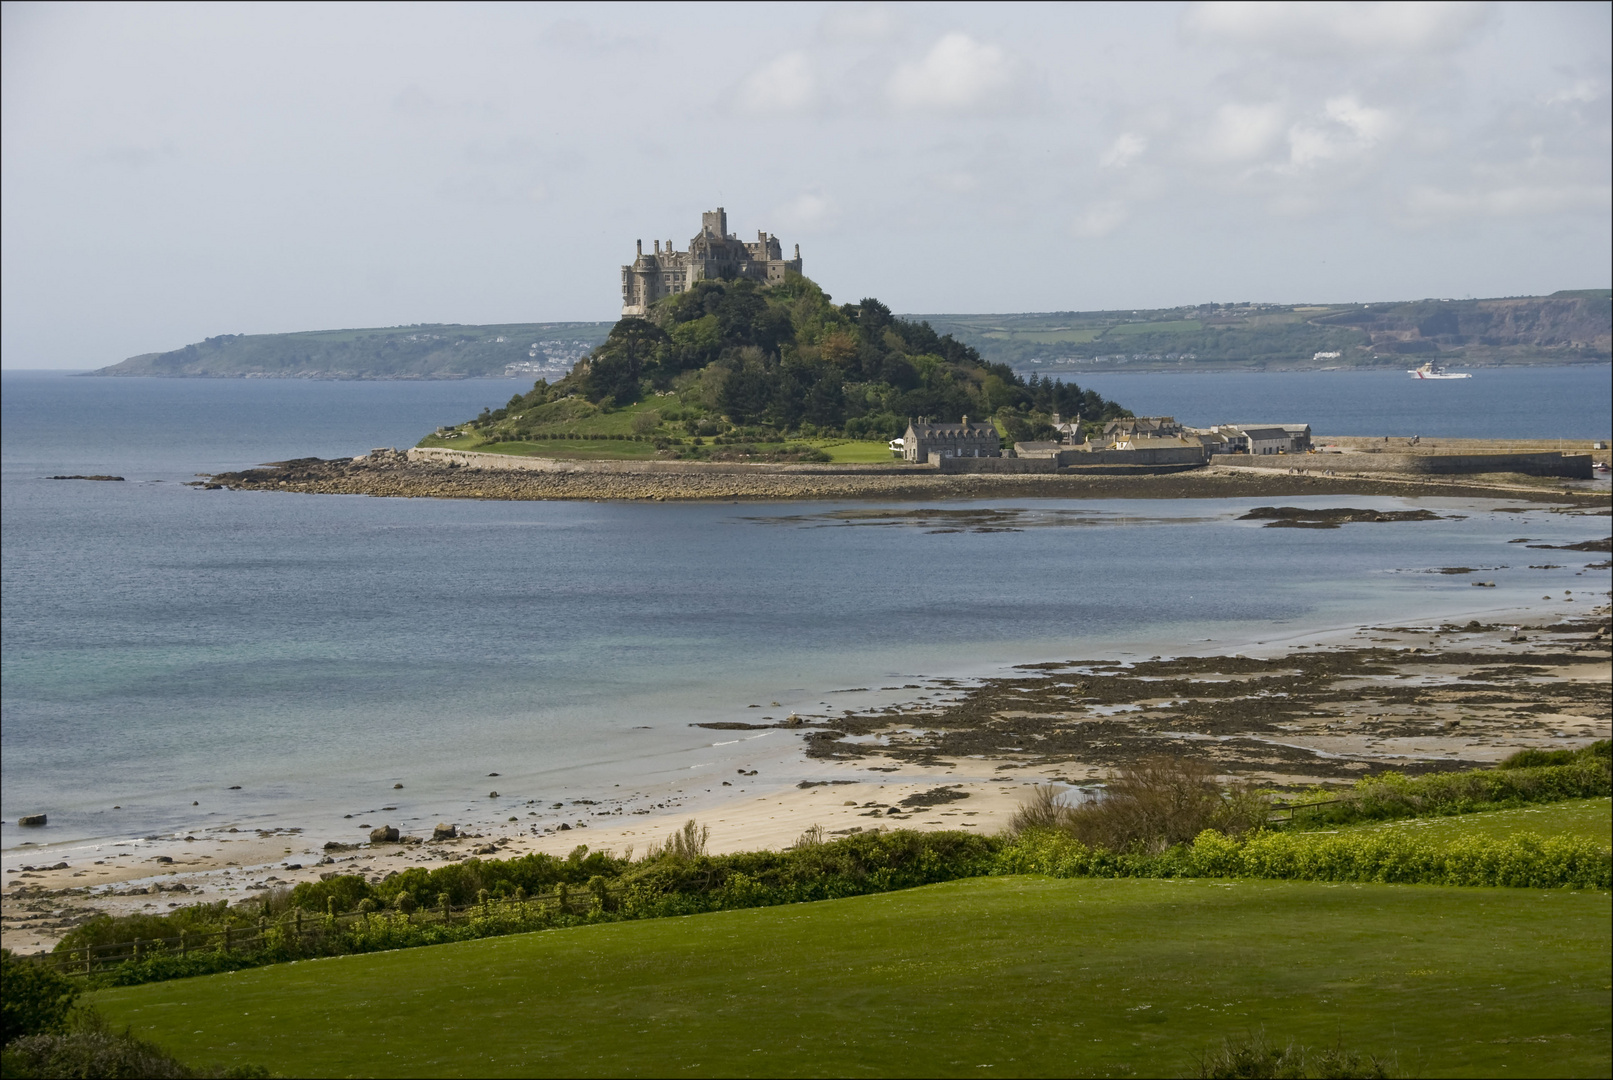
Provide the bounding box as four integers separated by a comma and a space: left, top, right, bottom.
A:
1291, 744, 1610, 828
0, 1010, 270, 1078
1002, 827, 1611, 890
1, 949, 81, 1044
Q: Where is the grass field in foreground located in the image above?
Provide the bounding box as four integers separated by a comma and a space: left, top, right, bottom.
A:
1334, 797, 1613, 845
92, 876, 1610, 1079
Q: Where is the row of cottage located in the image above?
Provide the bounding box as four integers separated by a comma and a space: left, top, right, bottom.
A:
896, 415, 1312, 464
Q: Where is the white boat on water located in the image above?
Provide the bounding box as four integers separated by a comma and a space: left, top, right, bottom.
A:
1409, 361, 1472, 380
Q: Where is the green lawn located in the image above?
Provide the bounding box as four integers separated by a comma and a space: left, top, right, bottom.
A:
1334, 798, 1613, 845
92, 876, 1611, 1078
808, 439, 902, 463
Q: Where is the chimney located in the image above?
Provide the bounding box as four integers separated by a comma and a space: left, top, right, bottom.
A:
961, 415, 969, 428
794, 244, 800, 259
636, 239, 642, 256
654, 239, 660, 254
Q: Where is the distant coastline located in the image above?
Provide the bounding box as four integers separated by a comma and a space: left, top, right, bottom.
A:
82, 289, 1611, 380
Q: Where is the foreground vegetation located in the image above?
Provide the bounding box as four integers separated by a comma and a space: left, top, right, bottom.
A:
88, 875, 1611, 1078
38, 746, 1609, 992
0, 950, 267, 1078
420, 275, 1133, 458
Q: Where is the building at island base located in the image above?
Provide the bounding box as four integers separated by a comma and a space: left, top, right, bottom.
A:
621, 207, 802, 317
903, 417, 1002, 463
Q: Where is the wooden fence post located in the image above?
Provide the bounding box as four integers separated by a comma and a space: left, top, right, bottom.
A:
295, 908, 303, 944
180, 930, 188, 958
132, 937, 141, 961
223, 925, 231, 954
84, 948, 92, 977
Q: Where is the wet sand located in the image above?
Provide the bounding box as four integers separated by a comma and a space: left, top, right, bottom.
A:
5, 598, 1606, 955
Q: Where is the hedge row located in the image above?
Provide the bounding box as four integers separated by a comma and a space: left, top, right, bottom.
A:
1002, 828, 1612, 890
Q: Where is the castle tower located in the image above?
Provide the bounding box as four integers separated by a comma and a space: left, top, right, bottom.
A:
622, 207, 802, 317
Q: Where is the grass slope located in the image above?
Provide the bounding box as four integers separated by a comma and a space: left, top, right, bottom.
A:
1338, 797, 1613, 845
92, 876, 1610, 1078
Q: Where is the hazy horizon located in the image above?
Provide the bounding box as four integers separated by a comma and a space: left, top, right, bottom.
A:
4, 2, 1609, 369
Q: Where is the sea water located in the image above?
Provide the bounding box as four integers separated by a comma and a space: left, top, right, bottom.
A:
1021, 364, 1612, 439
3, 370, 1609, 850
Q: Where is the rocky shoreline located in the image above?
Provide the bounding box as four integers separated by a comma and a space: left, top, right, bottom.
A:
199, 450, 1611, 504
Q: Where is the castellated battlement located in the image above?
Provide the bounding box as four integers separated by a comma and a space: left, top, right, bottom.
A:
621, 207, 802, 316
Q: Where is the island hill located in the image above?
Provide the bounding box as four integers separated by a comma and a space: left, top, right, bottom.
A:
417, 274, 1132, 464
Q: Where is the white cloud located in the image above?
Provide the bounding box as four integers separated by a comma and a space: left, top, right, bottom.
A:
1072, 201, 1129, 238
736, 51, 817, 114
1545, 78, 1606, 106
774, 190, 840, 233
1202, 102, 1285, 161
1285, 95, 1392, 168
1184, 1, 1493, 55
888, 32, 1016, 111
1099, 132, 1147, 169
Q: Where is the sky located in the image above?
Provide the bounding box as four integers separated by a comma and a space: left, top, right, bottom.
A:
2, 1, 1609, 369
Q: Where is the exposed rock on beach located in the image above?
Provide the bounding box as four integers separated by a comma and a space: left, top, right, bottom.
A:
198, 450, 1609, 504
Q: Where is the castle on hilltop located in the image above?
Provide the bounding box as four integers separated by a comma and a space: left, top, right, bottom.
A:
621, 208, 802, 317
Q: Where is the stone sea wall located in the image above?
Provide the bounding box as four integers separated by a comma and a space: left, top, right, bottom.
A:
1229, 451, 1593, 479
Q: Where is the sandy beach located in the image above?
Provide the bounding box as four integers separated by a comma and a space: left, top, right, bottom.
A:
6, 592, 1606, 955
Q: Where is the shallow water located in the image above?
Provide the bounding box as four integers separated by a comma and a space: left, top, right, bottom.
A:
3, 371, 1608, 851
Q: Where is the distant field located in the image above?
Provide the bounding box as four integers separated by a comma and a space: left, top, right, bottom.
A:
1103, 319, 1204, 336
93, 875, 1610, 1078
1333, 798, 1613, 845
982, 328, 1102, 344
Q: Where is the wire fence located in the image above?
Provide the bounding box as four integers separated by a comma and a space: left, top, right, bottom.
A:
24, 884, 625, 979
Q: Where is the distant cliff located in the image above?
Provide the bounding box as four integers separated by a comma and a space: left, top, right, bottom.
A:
90, 322, 613, 379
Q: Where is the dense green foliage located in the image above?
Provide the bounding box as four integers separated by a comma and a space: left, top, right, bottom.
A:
0, 949, 80, 1044
91, 876, 1612, 1078
448, 276, 1130, 450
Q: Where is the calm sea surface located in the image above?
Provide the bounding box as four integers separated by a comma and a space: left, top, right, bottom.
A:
1018, 364, 1612, 439
3, 370, 1608, 851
